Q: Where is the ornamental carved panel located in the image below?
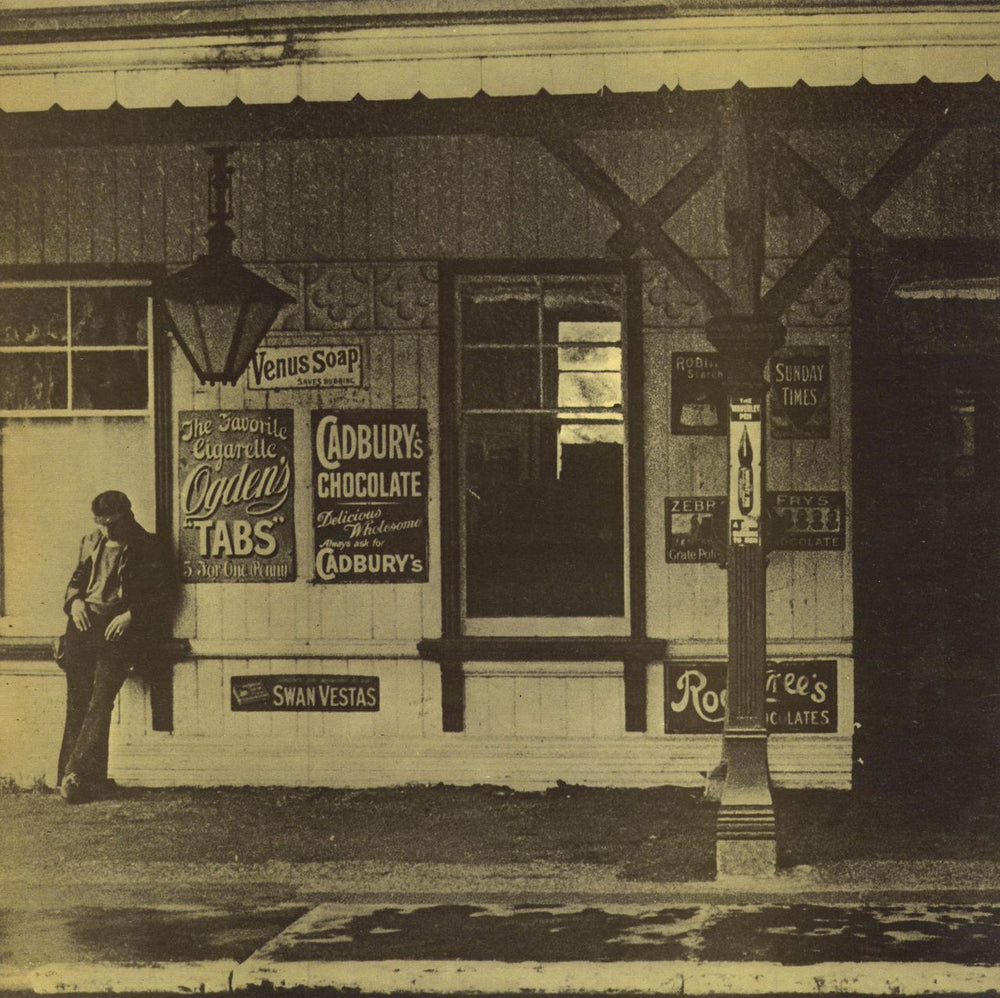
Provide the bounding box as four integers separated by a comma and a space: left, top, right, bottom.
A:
642, 260, 709, 328
374, 263, 438, 329
306, 264, 375, 330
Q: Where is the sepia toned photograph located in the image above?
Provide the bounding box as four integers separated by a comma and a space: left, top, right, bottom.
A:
1, 1, 999, 995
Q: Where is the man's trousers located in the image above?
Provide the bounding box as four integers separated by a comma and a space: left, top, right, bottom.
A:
57, 616, 136, 786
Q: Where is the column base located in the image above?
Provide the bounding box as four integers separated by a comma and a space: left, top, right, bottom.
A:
716, 836, 778, 878
715, 729, 776, 877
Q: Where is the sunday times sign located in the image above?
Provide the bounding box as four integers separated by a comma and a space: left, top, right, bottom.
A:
312, 409, 429, 583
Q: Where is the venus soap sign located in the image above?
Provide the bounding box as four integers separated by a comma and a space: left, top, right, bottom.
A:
178, 409, 296, 582
312, 409, 429, 583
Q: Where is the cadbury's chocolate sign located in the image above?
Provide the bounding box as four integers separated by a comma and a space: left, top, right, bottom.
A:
178, 409, 295, 583
312, 409, 429, 584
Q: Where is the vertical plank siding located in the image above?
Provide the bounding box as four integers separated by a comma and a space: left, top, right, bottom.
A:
8, 122, 996, 790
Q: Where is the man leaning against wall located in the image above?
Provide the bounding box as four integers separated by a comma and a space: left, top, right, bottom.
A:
56, 490, 173, 804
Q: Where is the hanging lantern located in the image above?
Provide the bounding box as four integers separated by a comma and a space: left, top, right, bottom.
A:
155, 146, 295, 385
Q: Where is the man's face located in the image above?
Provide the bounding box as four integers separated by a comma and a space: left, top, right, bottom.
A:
95, 512, 128, 541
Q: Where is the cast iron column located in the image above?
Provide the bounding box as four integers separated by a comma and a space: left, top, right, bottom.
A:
707, 317, 784, 877
707, 90, 785, 877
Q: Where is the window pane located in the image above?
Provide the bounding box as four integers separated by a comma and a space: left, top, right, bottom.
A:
0, 354, 67, 409
463, 347, 537, 409
558, 371, 622, 410
72, 351, 148, 410
543, 280, 622, 315
461, 294, 537, 344
559, 421, 624, 446
1, 418, 154, 631
464, 413, 624, 617
72, 286, 149, 345
0, 287, 66, 345
558, 321, 621, 344
559, 345, 621, 371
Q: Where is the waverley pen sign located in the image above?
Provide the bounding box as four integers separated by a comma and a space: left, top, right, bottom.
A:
178, 409, 295, 582
312, 409, 429, 583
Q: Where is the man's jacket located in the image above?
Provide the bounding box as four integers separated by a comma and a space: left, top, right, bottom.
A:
63, 520, 174, 636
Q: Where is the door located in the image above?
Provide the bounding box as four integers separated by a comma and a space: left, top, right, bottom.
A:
854, 249, 1000, 791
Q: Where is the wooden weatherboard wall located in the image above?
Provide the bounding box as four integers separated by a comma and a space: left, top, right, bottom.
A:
3, 122, 997, 788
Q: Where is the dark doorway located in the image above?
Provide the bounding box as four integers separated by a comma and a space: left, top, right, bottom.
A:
853, 242, 1000, 792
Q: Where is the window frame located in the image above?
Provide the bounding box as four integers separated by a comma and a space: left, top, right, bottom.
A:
0, 264, 174, 626
0, 278, 155, 418
440, 260, 646, 641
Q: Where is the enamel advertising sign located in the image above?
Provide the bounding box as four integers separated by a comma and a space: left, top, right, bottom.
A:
665, 496, 726, 564
769, 346, 830, 439
670, 352, 726, 435
178, 409, 295, 583
729, 397, 762, 546
767, 491, 846, 551
231, 675, 379, 712
665, 661, 838, 733
312, 409, 429, 583
246, 344, 364, 391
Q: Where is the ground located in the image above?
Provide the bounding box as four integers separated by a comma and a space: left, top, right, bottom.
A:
2, 780, 998, 884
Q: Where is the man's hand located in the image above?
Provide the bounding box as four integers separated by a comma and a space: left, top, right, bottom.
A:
70, 599, 91, 632
104, 609, 133, 642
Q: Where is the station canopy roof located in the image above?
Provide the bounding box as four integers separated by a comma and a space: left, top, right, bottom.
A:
0, 0, 998, 114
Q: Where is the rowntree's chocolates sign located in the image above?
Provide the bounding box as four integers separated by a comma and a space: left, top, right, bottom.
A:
312, 409, 429, 583
665, 661, 838, 733
178, 409, 295, 582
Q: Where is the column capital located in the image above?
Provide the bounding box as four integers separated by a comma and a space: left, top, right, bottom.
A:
705, 315, 786, 390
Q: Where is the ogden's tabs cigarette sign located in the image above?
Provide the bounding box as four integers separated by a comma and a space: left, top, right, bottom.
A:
178, 409, 296, 582
312, 409, 429, 583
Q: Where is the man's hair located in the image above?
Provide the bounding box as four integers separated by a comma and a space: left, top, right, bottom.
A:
91, 490, 133, 517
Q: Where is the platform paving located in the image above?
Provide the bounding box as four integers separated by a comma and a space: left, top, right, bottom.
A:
4, 866, 1000, 995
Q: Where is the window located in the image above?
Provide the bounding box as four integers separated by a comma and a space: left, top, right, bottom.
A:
0, 279, 156, 635
0, 282, 151, 415
455, 271, 628, 625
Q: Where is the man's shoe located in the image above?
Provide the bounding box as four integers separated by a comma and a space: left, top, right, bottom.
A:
91, 777, 119, 798
59, 773, 87, 804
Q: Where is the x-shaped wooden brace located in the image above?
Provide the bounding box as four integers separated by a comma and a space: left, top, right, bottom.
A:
539, 131, 732, 316
540, 102, 955, 321
760, 108, 955, 319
